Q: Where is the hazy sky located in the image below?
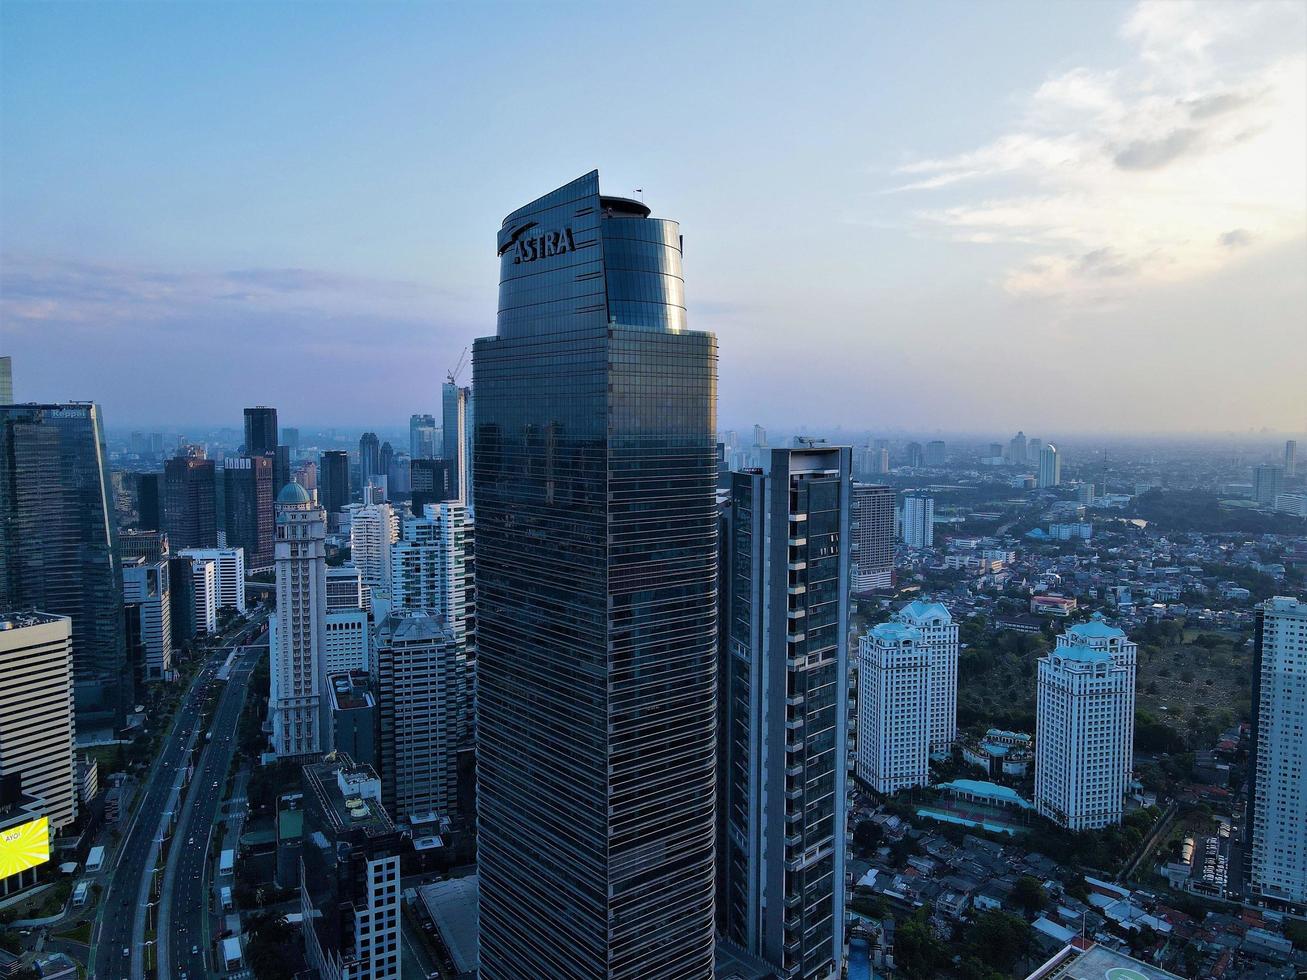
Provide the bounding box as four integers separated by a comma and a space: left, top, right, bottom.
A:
2, 0, 1304, 434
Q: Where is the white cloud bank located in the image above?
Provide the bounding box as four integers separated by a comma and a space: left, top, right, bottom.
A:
891, 0, 1307, 302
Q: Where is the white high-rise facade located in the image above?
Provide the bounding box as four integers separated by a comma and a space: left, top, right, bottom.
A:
851, 484, 894, 592
122, 557, 173, 679
391, 502, 468, 632
350, 502, 399, 592
857, 621, 931, 794
269, 483, 329, 757
896, 601, 958, 756
0, 612, 77, 831
1034, 614, 1136, 830
189, 556, 219, 635
901, 494, 934, 549
1038, 444, 1062, 488
1249, 596, 1307, 909
178, 546, 246, 612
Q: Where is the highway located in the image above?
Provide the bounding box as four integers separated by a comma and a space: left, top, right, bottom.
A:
90, 612, 266, 980
160, 635, 265, 980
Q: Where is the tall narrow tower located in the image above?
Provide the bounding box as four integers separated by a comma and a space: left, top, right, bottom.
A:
474, 172, 717, 980
269, 482, 329, 757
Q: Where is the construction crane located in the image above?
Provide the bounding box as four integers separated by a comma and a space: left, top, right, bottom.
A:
447, 346, 468, 386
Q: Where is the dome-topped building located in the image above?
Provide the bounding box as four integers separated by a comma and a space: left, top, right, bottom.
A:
277, 481, 311, 506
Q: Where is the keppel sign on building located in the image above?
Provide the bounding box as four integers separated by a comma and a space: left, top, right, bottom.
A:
0, 816, 50, 880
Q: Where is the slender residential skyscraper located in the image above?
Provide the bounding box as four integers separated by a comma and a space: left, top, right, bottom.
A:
896, 601, 958, 756
269, 483, 329, 757
1248, 596, 1307, 910
851, 483, 894, 592
0, 356, 11, 404
410, 413, 438, 460
441, 382, 469, 504
474, 172, 717, 980
1285, 440, 1297, 478
1254, 464, 1284, 506
901, 493, 934, 548
1038, 443, 1062, 488
858, 621, 932, 794
0, 403, 132, 730
718, 447, 852, 978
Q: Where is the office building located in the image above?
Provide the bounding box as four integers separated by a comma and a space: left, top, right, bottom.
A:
0, 612, 77, 831
178, 546, 245, 613
243, 406, 278, 457
0, 782, 48, 898
1248, 597, 1307, 910
320, 450, 350, 524
1027, 437, 1044, 465
187, 555, 219, 634
327, 672, 378, 771
273, 444, 291, 497
718, 447, 852, 979
281, 427, 300, 450
1008, 431, 1027, 464
224, 456, 275, 571
118, 529, 169, 563
386, 452, 411, 497
1254, 464, 1284, 507
326, 565, 364, 611
896, 601, 958, 755
857, 621, 931, 795
410, 414, 438, 460
301, 757, 401, 980
136, 472, 162, 529
409, 458, 452, 515
1038, 444, 1062, 488
163, 454, 218, 549
1034, 614, 1136, 830
269, 483, 329, 758
166, 554, 198, 642
350, 502, 399, 592
925, 439, 946, 467
121, 557, 172, 680
901, 494, 934, 549
374, 611, 467, 823
0, 403, 132, 730
0, 356, 11, 404
851, 483, 894, 592
905, 441, 923, 468
442, 382, 469, 504
325, 607, 369, 675
474, 172, 717, 980
359, 432, 381, 491
1285, 440, 1297, 478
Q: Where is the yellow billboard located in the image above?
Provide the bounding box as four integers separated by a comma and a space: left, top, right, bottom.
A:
0, 816, 50, 880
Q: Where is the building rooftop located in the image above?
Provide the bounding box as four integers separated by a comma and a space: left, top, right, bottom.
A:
1065, 612, 1126, 641
898, 599, 952, 623
417, 876, 479, 976
0, 610, 68, 631
1025, 941, 1182, 979
327, 671, 374, 711
303, 756, 394, 838
868, 621, 922, 644
277, 481, 311, 505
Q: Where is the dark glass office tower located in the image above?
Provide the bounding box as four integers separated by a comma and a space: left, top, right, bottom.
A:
0, 403, 133, 729
244, 406, 278, 456
319, 450, 350, 520
224, 455, 275, 570
359, 432, 381, 490
164, 455, 218, 549
474, 172, 717, 980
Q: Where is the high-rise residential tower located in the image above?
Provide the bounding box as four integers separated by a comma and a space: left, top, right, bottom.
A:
718, 447, 852, 978
1038, 443, 1062, 488
1254, 464, 1284, 506
901, 493, 934, 549
474, 172, 717, 980
925, 439, 946, 467
1034, 614, 1136, 830
1248, 596, 1307, 910
442, 382, 470, 504
0, 356, 11, 404
857, 621, 931, 794
269, 483, 329, 757
350, 501, 399, 593
0, 403, 132, 730
0, 612, 77, 831
896, 601, 958, 755
905, 441, 923, 468
851, 483, 894, 592
1008, 431, 1027, 464
122, 557, 173, 680
1285, 440, 1297, 478
243, 406, 278, 457
410, 413, 438, 460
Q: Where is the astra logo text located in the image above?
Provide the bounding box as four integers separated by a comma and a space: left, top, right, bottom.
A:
513, 228, 576, 264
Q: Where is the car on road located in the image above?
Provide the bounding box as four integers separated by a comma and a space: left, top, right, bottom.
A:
192, 944, 199, 954
122, 947, 130, 957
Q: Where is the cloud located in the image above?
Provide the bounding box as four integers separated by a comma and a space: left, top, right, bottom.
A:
884, 0, 1307, 302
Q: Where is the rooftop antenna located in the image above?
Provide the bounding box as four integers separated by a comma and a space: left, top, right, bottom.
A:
635, 187, 644, 203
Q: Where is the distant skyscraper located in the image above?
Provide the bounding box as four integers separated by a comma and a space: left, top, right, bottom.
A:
905, 441, 923, 468
925, 439, 946, 467
901, 493, 934, 548
441, 383, 469, 504
718, 447, 852, 978
350, 502, 398, 593
374, 610, 468, 822
223, 456, 275, 570
1253, 464, 1284, 506
281, 426, 300, 450
118, 528, 169, 563
379, 441, 394, 490
896, 601, 958, 755
409, 458, 452, 515
391, 502, 470, 628
873, 446, 890, 474
410, 413, 438, 460
358, 432, 381, 491
319, 450, 349, 522
474, 172, 717, 980
857, 621, 931, 794
1248, 596, 1307, 909
752, 423, 767, 447
136, 472, 163, 530
269, 483, 329, 757
1038, 443, 1062, 488
1035, 615, 1136, 830
243, 406, 278, 457
1027, 437, 1044, 465
0, 356, 11, 404
1008, 430, 1027, 463
163, 455, 218, 550
0, 611, 77, 831
0, 403, 132, 730
122, 557, 172, 680
1285, 440, 1297, 478
851, 483, 894, 591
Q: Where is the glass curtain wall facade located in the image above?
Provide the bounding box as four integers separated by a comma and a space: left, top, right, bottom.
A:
0, 403, 132, 729
474, 171, 717, 980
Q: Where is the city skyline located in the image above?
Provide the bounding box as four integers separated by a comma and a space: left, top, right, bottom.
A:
3, 0, 1304, 433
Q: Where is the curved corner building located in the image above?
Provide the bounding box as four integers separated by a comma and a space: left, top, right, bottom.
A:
474, 171, 718, 979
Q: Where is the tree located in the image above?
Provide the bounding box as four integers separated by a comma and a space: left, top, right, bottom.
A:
895, 907, 946, 979
1013, 875, 1048, 916
964, 911, 1031, 973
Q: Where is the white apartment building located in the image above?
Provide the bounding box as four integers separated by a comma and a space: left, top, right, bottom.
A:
857, 621, 931, 795
350, 503, 399, 592
178, 546, 246, 613
189, 556, 219, 635
122, 557, 172, 679
1038, 444, 1062, 488
901, 494, 934, 549
269, 483, 329, 757
390, 502, 469, 637
0, 612, 77, 831
1249, 596, 1307, 910
1034, 614, 1136, 830
896, 601, 958, 756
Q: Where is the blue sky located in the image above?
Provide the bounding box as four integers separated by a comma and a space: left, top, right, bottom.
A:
3, 1, 1303, 434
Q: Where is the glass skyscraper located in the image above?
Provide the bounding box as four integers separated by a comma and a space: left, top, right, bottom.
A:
0, 403, 132, 730
474, 171, 718, 980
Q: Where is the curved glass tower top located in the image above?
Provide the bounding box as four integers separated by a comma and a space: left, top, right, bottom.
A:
496, 170, 686, 337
